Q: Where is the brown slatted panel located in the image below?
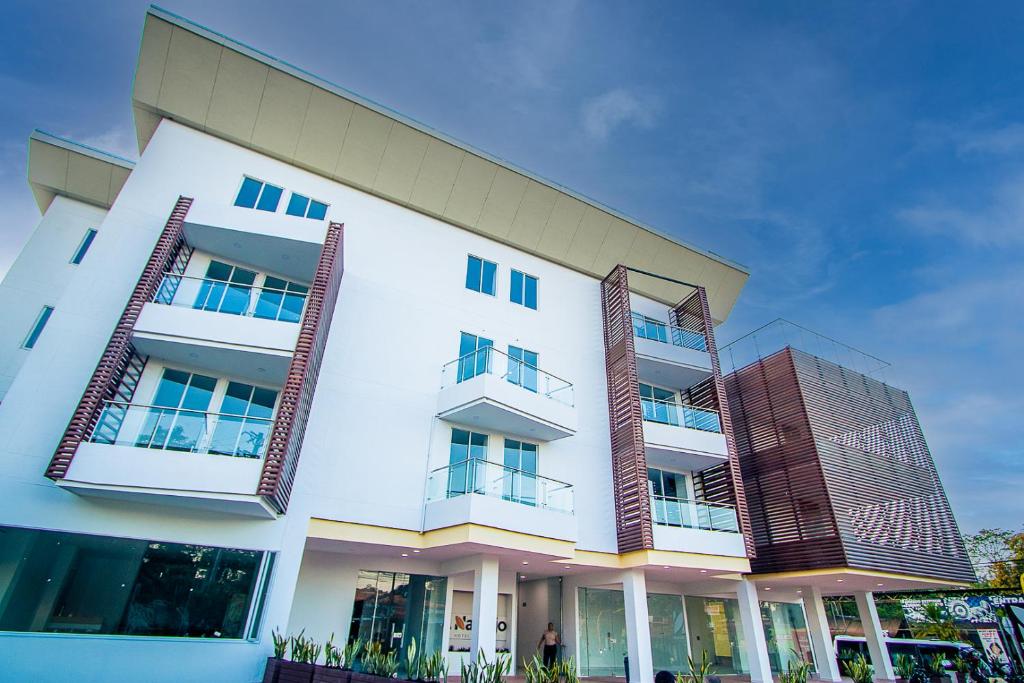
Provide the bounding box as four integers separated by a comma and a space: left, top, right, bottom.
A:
789, 349, 975, 583
674, 287, 756, 557
46, 197, 193, 479
257, 222, 344, 514
724, 348, 845, 572
601, 265, 654, 552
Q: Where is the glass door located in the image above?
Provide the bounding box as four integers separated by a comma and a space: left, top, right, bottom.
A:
194, 260, 257, 315
648, 468, 691, 526
507, 346, 539, 392
447, 429, 487, 497
208, 381, 278, 457
136, 369, 217, 451
503, 439, 538, 506
457, 332, 493, 382
578, 587, 628, 677
640, 383, 678, 425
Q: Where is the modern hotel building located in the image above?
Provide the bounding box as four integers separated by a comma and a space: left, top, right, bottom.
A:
0, 8, 975, 683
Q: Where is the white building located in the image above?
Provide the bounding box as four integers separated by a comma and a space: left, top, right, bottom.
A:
0, 8, 972, 683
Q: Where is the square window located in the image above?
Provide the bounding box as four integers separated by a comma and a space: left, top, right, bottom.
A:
234, 177, 263, 208
466, 255, 497, 295
286, 193, 310, 217
307, 200, 328, 220
511, 269, 538, 309
255, 184, 283, 212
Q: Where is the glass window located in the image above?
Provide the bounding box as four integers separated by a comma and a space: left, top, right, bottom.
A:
684, 596, 749, 674
639, 383, 679, 425
285, 193, 329, 219
457, 332, 493, 382
0, 525, 269, 639
510, 270, 538, 309
349, 570, 447, 662
465, 255, 496, 295
137, 369, 217, 452
194, 261, 257, 316
22, 306, 54, 349
448, 428, 487, 497
255, 184, 283, 212
760, 602, 814, 674
503, 439, 538, 506
507, 346, 539, 392
70, 228, 98, 265
307, 200, 328, 220
234, 177, 263, 208
649, 593, 690, 673
209, 381, 278, 458
254, 276, 308, 323
632, 312, 669, 343
648, 468, 691, 527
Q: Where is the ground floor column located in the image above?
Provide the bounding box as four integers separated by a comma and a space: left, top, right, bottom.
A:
470, 556, 500, 663
854, 591, 895, 683
804, 586, 842, 682
735, 578, 774, 683
622, 568, 654, 683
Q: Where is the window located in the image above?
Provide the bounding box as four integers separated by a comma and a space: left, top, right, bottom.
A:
0, 525, 270, 639
639, 383, 679, 425
648, 467, 694, 527
447, 428, 488, 497
503, 439, 538, 506
285, 192, 329, 220
234, 177, 283, 212
632, 312, 669, 343
457, 332, 493, 382
254, 276, 309, 323
70, 228, 97, 264
510, 269, 538, 309
507, 346, 539, 392
194, 260, 257, 316
22, 306, 54, 349
465, 255, 497, 295
349, 570, 447, 656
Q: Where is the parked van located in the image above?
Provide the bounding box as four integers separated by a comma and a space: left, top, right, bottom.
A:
834, 635, 978, 671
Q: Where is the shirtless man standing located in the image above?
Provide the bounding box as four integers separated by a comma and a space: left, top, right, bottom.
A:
538, 622, 560, 667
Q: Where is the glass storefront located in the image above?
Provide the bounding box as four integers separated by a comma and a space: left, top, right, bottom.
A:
761, 601, 814, 674
0, 525, 270, 638
578, 588, 692, 676
349, 570, 447, 662
684, 596, 749, 674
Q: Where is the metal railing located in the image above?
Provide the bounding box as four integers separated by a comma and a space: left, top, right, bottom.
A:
440, 347, 574, 407
153, 273, 308, 323
425, 459, 574, 515
640, 396, 721, 433
650, 494, 739, 532
632, 312, 707, 352
88, 400, 274, 459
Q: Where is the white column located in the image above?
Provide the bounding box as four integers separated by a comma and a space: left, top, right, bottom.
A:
734, 579, 774, 683
854, 591, 896, 683
622, 568, 654, 683
804, 587, 842, 682
470, 557, 500, 663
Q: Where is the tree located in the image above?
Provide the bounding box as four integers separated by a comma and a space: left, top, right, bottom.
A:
912, 603, 964, 642
964, 528, 1024, 587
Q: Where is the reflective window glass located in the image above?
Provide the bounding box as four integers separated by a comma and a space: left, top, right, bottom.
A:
234, 177, 263, 208
22, 306, 54, 349
286, 193, 310, 217
256, 183, 283, 212
70, 229, 98, 265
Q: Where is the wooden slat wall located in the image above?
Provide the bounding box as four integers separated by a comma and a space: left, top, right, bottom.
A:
600, 265, 654, 552
257, 222, 344, 514
790, 348, 975, 583
724, 348, 845, 572
675, 288, 756, 557
725, 347, 975, 583
45, 196, 194, 479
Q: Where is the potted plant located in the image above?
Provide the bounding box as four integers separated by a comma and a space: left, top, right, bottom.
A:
676, 650, 714, 683
778, 652, 812, 683
264, 629, 291, 683
277, 632, 322, 683
894, 654, 918, 683
843, 654, 874, 683
421, 650, 449, 683
925, 655, 951, 683
314, 634, 350, 683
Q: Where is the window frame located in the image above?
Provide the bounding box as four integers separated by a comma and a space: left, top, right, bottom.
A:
22, 305, 54, 349
69, 228, 98, 265
285, 191, 330, 220
510, 269, 539, 310
465, 254, 497, 296
234, 176, 284, 213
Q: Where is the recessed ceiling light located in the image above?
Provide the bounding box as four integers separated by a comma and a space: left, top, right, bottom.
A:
877, 583, 884, 587
522, 561, 529, 565
663, 566, 670, 569
764, 587, 772, 591
797, 590, 802, 594
412, 550, 421, 553
564, 566, 571, 569
700, 569, 708, 573
837, 579, 844, 583
401, 553, 408, 557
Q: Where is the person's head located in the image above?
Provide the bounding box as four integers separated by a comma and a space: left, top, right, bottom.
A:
547, 622, 555, 630
655, 671, 674, 683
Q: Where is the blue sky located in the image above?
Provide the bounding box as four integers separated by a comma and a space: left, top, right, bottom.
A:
0, 1, 1020, 533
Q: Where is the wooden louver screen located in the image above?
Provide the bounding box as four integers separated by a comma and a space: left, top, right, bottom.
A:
256, 222, 344, 514
600, 265, 654, 552
46, 196, 194, 480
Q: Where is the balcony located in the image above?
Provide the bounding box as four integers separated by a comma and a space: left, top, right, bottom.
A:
131, 274, 304, 384
423, 459, 577, 541
56, 400, 277, 518
632, 312, 712, 390
436, 348, 577, 441
642, 397, 729, 470
650, 494, 746, 557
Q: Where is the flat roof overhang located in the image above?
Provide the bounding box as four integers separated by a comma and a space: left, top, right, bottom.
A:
131, 6, 748, 321
748, 567, 974, 599
27, 130, 134, 213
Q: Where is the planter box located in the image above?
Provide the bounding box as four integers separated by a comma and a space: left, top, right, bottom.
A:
270, 660, 315, 683
312, 668, 351, 683
349, 673, 395, 683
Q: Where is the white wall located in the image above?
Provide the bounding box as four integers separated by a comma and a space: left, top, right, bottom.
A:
0, 196, 107, 400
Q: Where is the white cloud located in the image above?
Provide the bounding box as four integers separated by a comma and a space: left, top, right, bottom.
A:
896, 173, 1024, 246
71, 125, 138, 162
580, 88, 660, 141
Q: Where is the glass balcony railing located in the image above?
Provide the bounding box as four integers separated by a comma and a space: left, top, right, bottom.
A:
650, 494, 739, 532
88, 400, 274, 459
641, 397, 722, 433
440, 347, 574, 407
425, 459, 574, 515
153, 273, 308, 323
632, 312, 707, 352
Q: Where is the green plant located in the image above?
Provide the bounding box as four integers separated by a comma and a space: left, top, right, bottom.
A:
272, 628, 288, 659
559, 656, 579, 683
461, 651, 510, 683
363, 642, 399, 678
677, 649, 714, 683
778, 652, 812, 683
951, 656, 970, 676
924, 655, 947, 677
895, 654, 918, 680
843, 654, 874, 683
914, 604, 964, 643
325, 634, 343, 668
405, 637, 422, 680
422, 650, 449, 683
342, 638, 364, 670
